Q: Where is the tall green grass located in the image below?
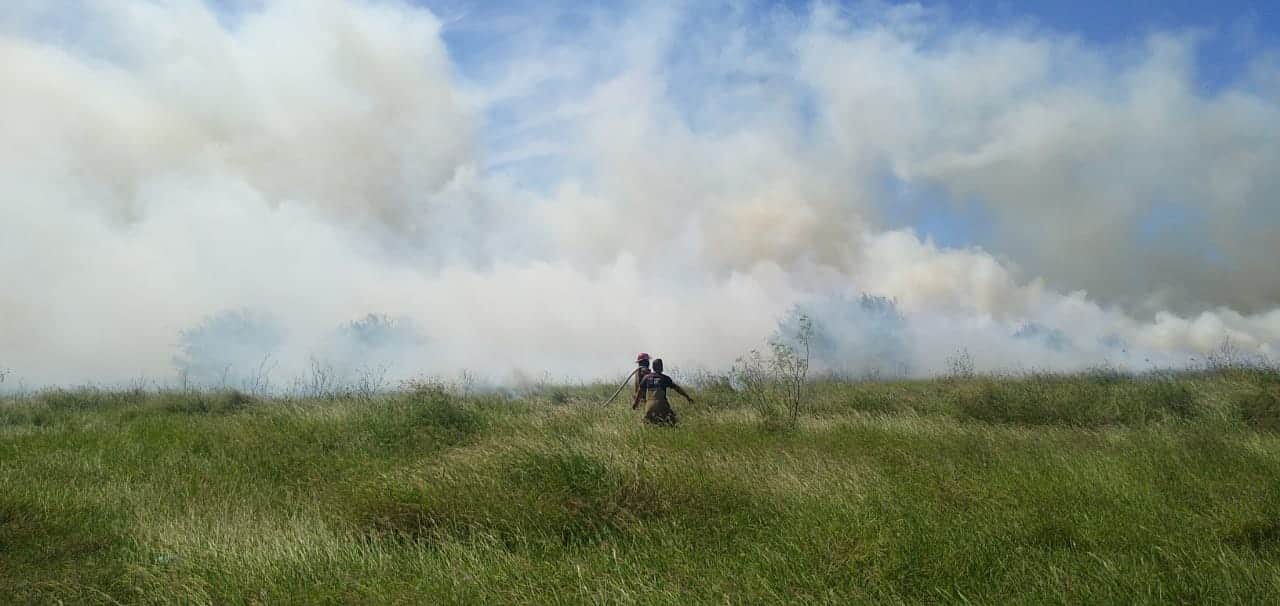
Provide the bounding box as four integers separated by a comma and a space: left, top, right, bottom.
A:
2, 371, 1279, 604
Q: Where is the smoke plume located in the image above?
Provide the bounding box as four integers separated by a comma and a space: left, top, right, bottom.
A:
2, 1, 1278, 387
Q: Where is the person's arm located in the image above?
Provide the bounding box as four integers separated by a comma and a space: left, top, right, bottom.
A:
632, 376, 644, 409
670, 379, 693, 403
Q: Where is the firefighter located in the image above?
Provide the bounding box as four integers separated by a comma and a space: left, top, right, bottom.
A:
632, 358, 692, 426
632, 352, 652, 406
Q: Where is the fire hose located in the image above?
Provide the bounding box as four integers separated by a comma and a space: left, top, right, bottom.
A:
599, 367, 641, 407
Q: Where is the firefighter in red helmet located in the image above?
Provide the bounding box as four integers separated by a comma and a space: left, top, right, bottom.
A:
632, 353, 652, 408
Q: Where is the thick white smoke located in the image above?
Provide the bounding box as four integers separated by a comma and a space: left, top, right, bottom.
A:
1, 1, 1278, 387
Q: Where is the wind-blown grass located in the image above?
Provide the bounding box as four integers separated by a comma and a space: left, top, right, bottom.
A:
2, 370, 1279, 604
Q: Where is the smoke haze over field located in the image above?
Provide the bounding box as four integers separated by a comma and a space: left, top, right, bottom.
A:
2, 0, 1280, 386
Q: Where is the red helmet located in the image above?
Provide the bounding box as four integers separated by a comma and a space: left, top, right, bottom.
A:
635, 352, 651, 363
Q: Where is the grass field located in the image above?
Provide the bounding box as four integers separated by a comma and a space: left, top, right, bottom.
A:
3, 370, 1280, 604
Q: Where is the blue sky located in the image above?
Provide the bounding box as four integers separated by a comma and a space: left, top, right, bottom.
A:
427, 1, 1279, 82
948, 0, 1274, 45
422, 0, 1280, 135
414, 0, 1278, 258
948, 0, 1277, 91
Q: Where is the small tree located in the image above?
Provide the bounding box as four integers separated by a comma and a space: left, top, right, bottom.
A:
771, 313, 813, 425
731, 313, 814, 429
243, 353, 277, 395
353, 363, 391, 401
1205, 337, 1259, 372
304, 356, 338, 398
781, 295, 911, 378
732, 348, 776, 424
944, 348, 976, 380
174, 309, 281, 389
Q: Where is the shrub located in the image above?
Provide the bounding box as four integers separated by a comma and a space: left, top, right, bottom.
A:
174, 309, 281, 389
950, 373, 1211, 428
686, 370, 736, 396
159, 390, 254, 415
1228, 519, 1280, 553
389, 384, 482, 437
848, 388, 898, 414
1136, 378, 1198, 421
37, 388, 142, 411
732, 314, 813, 429
944, 348, 976, 380
1235, 387, 1280, 432
413, 395, 481, 436
952, 377, 1112, 427
782, 295, 912, 378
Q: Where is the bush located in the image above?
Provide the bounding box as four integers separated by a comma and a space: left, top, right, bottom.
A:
360, 386, 482, 447
159, 390, 254, 415
1132, 378, 1198, 420
1235, 387, 1280, 432
847, 388, 898, 414
950, 373, 1209, 428
1229, 519, 1280, 554
174, 309, 282, 389
732, 314, 813, 429
411, 393, 481, 436
37, 388, 142, 411
952, 378, 1098, 427
357, 450, 643, 547
686, 371, 736, 396
944, 348, 976, 380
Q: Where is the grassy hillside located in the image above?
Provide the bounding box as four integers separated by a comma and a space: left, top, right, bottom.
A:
3, 371, 1280, 604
